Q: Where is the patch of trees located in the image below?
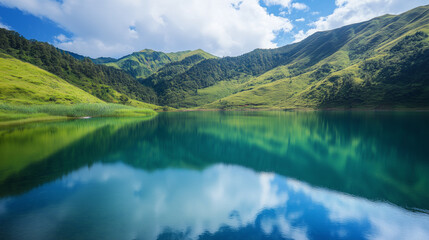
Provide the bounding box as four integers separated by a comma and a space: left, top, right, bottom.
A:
360, 31, 429, 85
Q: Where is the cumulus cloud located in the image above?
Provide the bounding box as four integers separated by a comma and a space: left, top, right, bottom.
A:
295, 18, 305, 22
0, 0, 293, 58
294, 0, 428, 42
292, 2, 309, 11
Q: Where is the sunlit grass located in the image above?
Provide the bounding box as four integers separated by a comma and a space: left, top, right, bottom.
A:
0, 103, 157, 125
0, 53, 104, 105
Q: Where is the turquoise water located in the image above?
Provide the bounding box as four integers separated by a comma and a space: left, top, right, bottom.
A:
0, 111, 428, 240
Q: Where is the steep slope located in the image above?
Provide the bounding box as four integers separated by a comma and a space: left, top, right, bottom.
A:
105, 49, 217, 79
144, 4, 429, 108
141, 53, 221, 93
0, 28, 157, 104
0, 52, 103, 104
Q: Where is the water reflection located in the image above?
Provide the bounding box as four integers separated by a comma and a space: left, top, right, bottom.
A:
1, 163, 428, 240
0, 111, 429, 239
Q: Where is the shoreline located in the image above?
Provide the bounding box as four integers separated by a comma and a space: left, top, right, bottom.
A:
0, 112, 157, 128
170, 107, 429, 112
0, 103, 158, 127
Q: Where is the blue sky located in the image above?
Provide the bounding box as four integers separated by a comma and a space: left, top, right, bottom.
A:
0, 0, 427, 58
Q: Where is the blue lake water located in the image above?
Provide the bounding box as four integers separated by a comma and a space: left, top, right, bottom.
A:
0, 111, 428, 240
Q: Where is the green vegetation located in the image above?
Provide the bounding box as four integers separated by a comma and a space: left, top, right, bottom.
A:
0, 51, 160, 125
141, 5, 429, 109
0, 28, 157, 104
1, 5, 428, 110
141, 53, 224, 105
105, 49, 217, 79
63, 51, 117, 64
0, 52, 103, 105
0, 103, 156, 126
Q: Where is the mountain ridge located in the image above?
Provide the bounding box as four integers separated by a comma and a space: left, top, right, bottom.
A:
104, 48, 217, 79
1, 5, 428, 110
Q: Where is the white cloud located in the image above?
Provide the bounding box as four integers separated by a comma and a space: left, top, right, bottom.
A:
292, 2, 309, 11
263, 1, 308, 13
279, 11, 288, 16
0, 21, 11, 30
293, 29, 309, 42
295, 18, 305, 22
263, 0, 293, 9
0, 0, 293, 58
294, 0, 429, 42
54, 34, 69, 42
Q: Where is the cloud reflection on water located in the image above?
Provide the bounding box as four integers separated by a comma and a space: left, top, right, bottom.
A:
0, 163, 429, 240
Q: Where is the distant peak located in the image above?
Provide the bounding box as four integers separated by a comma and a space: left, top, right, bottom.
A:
189, 49, 204, 53
139, 49, 156, 53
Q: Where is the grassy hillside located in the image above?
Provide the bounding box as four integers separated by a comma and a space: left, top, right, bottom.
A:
167, 49, 217, 61
143, 5, 429, 109
0, 51, 164, 110
206, 6, 429, 109
0, 103, 156, 124
140, 53, 224, 104
0, 28, 157, 104
105, 49, 217, 79
0, 52, 103, 105
0, 52, 159, 125
1, 5, 428, 110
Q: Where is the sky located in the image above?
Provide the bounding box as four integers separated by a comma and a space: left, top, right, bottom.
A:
0, 0, 428, 58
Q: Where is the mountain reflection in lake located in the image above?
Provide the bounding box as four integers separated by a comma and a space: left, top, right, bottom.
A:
0, 112, 428, 240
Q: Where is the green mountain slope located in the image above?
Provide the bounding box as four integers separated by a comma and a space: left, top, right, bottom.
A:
60, 50, 117, 64
208, 7, 429, 109
144, 5, 429, 109
0, 52, 103, 105
1, 5, 428, 110
0, 28, 157, 104
105, 49, 217, 79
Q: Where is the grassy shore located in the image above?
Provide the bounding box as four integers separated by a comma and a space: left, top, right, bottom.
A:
0, 103, 157, 126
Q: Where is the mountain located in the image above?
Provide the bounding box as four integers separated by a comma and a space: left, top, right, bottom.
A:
59, 50, 117, 64
142, 5, 429, 109
1, 5, 428, 110
140, 51, 224, 105
0, 52, 103, 104
104, 49, 217, 79
91, 57, 117, 64
0, 28, 157, 105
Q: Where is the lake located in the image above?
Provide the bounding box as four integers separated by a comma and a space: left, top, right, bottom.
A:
0, 111, 429, 240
